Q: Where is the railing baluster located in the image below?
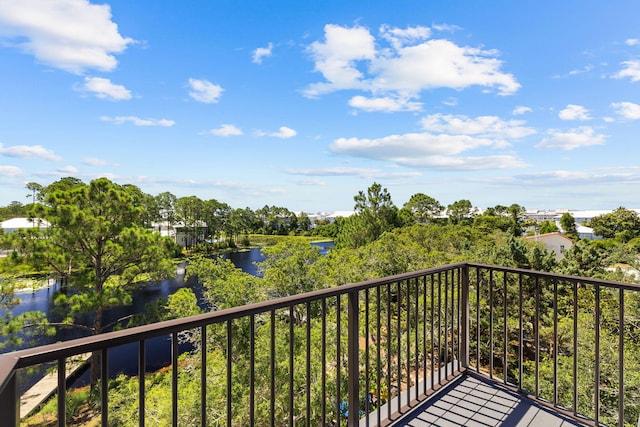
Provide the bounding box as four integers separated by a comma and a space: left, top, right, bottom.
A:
422, 275, 428, 392
397, 281, 402, 413
270, 310, 276, 427
414, 276, 419, 400
535, 276, 540, 397
518, 274, 523, 390
306, 302, 311, 427
618, 288, 624, 427
594, 285, 600, 425
437, 272, 442, 385
444, 271, 449, 380
553, 279, 558, 406
456, 268, 461, 369
289, 306, 294, 427
250, 316, 255, 427
172, 332, 178, 427
461, 265, 469, 369
364, 289, 370, 426
200, 327, 206, 427
503, 272, 508, 385
226, 321, 232, 427
58, 357, 66, 427
321, 299, 327, 426
430, 274, 435, 390
347, 290, 360, 427
452, 269, 457, 372
139, 339, 146, 427
572, 281, 578, 417
475, 267, 480, 372
386, 282, 391, 421
489, 269, 494, 380
406, 279, 411, 408
376, 285, 382, 427
101, 349, 108, 427
336, 295, 341, 427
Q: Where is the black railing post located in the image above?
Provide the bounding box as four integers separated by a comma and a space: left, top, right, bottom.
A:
460, 264, 470, 368
58, 358, 66, 427
347, 290, 360, 427
0, 371, 19, 427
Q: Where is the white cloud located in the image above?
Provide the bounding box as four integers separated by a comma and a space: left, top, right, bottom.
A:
611, 101, 640, 120
0, 0, 134, 74
431, 23, 461, 33
269, 126, 297, 139
625, 38, 640, 46
252, 42, 273, 64
536, 126, 607, 150
569, 65, 593, 75
512, 106, 532, 115
379, 24, 431, 50
513, 167, 640, 187
284, 167, 421, 180
77, 76, 131, 101
209, 124, 243, 136
304, 24, 376, 97
0, 143, 61, 160
442, 97, 458, 107
348, 95, 422, 112
559, 104, 591, 121
371, 39, 520, 95
57, 165, 78, 174
82, 157, 108, 166
400, 154, 526, 170
0, 165, 24, 176
325, 112, 533, 171
188, 78, 223, 103
101, 116, 175, 127
330, 132, 527, 170
285, 167, 381, 177
420, 114, 536, 140
291, 178, 325, 186
303, 24, 520, 103
615, 60, 640, 82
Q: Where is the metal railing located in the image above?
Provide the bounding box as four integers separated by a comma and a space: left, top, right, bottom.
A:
466, 263, 640, 427
1, 263, 638, 426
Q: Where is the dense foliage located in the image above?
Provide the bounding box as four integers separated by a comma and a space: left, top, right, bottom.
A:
4, 179, 640, 425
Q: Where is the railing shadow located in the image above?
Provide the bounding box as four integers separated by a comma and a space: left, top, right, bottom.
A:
387, 373, 585, 427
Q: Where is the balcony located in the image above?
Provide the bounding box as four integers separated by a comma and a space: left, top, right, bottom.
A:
1, 263, 638, 426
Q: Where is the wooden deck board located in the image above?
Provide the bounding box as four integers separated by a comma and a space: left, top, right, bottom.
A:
388, 375, 585, 427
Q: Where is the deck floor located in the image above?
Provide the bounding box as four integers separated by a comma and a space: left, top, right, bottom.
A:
390, 374, 585, 427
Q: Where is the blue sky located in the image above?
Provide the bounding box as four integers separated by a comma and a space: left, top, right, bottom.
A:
1, 0, 640, 213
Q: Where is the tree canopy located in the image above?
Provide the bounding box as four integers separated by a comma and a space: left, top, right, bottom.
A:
589, 207, 640, 241
17, 177, 176, 384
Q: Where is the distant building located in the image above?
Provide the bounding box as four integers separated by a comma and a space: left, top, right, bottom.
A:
524, 209, 564, 222
0, 217, 50, 234
307, 211, 356, 228
576, 224, 601, 240
151, 221, 207, 247
524, 232, 573, 260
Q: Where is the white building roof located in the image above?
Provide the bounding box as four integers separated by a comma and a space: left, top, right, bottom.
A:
0, 217, 50, 232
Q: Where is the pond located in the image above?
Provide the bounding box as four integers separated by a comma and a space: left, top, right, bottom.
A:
2, 241, 335, 391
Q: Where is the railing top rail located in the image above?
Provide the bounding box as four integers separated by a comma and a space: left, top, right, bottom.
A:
466, 262, 640, 291
0, 262, 467, 371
